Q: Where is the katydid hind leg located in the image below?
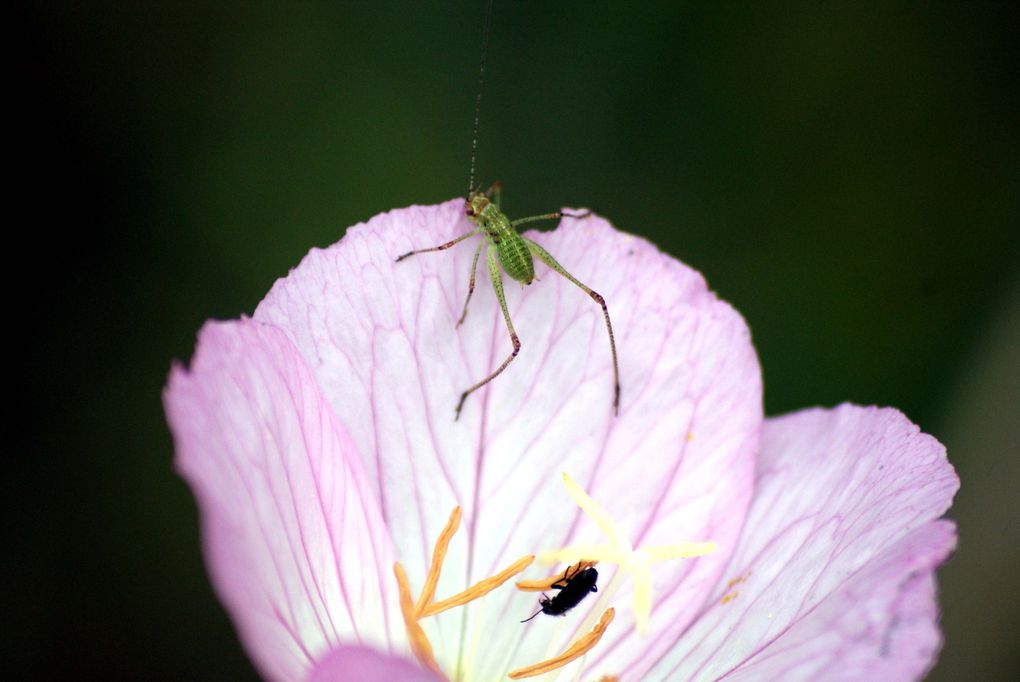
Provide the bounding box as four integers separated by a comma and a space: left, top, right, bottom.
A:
525, 237, 620, 415
454, 246, 522, 420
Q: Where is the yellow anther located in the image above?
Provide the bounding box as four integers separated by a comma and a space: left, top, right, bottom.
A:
421, 554, 535, 617
542, 472, 717, 635
393, 506, 535, 679
515, 559, 598, 592
415, 506, 462, 617
507, 608, 616, 679
393, 562, 445, 678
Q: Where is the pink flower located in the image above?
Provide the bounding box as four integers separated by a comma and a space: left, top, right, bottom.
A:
164, 200, 958, 681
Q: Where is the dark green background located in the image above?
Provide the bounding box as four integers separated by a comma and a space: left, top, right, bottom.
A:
15, 1, 1018, 680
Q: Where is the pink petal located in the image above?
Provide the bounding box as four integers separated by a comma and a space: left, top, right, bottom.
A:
164, 319, 402, 682
254, 200, 762, 675
307, 645, 441, 682
637, 405, 959, 681
720, 521, 955, 681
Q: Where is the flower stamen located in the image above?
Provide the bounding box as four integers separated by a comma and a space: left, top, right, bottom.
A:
507, 607, 616, 679
422, 554, 535, 617
415, 506, 463, 617
393, 506, 535, 677
393, 562, 445, 678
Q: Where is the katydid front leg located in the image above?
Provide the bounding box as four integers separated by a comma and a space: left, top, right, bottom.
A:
394, 228, 482, 262
458, 240, 485, 328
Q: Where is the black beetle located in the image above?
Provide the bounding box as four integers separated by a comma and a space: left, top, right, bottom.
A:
521, 565, 599, 623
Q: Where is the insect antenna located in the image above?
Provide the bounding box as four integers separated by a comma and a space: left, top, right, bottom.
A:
467, 0, 495, 195
520, 606, 544, 623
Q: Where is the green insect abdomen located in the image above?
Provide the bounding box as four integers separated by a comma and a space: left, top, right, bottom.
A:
495, 229, 534, 284
478, 206, 534, 284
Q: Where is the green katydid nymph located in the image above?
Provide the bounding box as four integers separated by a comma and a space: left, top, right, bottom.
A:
394, 184, 620, 420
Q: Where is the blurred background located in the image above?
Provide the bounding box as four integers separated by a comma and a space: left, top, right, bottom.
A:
14, 1, 1018, 679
